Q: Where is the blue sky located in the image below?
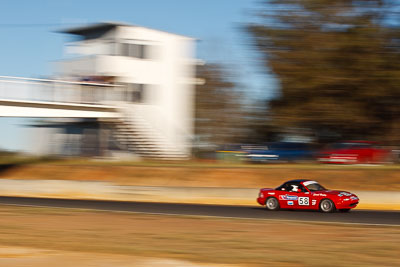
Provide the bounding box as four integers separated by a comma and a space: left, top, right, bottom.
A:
0, 0, 275, 151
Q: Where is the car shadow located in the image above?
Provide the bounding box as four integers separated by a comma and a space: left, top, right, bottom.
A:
250, 207, 352, 214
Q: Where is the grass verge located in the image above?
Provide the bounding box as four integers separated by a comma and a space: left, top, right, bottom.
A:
0, 205, 399, 266
1, 159, 400, 191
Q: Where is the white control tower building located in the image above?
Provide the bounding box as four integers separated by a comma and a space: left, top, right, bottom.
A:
52, 22, 197, 158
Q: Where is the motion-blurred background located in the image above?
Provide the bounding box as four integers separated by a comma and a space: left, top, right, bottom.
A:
1, 2, 400, 266
1, 0, 400, 165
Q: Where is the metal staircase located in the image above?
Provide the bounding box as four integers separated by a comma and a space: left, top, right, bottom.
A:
112, 109, 189, 160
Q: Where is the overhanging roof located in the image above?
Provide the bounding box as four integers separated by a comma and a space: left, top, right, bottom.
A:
59, 22, 128, 36
58, 21, 195, 39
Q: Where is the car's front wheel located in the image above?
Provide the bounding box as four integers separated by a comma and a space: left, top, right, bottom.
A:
265, 197, 280, 211
319, 199, 336, 213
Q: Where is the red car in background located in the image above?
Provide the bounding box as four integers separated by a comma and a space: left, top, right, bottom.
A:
257, 179, 359, 213
317, 141, 392, 164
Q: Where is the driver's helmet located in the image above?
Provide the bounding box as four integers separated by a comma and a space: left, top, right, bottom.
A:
291, 185, 299, 192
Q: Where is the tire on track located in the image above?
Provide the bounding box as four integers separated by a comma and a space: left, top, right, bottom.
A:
265, 197, 280, 211
319, 199, 336, 213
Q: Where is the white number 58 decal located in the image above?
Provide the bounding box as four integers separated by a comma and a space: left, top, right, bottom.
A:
298, 197, 309, 205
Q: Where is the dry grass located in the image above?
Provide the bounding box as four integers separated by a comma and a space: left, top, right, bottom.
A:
0, 205, 399, 266
1, 161, 400, 191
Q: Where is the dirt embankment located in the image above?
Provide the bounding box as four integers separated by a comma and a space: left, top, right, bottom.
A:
1, 163, 400, 191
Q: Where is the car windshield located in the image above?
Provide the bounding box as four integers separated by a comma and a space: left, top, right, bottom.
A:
303, 181, 326, 191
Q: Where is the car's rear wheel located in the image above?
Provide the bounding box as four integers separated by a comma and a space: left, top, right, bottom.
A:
265, 197, 280, 211
319, 199, 336, 213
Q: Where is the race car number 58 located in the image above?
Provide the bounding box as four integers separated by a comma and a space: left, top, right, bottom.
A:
298, 197, 309, 205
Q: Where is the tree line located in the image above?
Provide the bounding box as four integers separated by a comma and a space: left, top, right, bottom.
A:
195, 0, 400, 153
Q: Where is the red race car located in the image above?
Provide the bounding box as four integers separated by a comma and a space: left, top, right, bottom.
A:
317, 141, 392, 164
257, 179, 359, 213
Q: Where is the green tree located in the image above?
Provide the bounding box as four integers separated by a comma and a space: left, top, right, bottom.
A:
247, 0, 400, 143
194, 64, 250, 153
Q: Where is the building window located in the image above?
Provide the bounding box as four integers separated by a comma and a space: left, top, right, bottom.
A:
126, 83, 146, 102
120, 43, 148, 59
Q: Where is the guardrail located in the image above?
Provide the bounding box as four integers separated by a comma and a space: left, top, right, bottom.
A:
0, 75, 126, 105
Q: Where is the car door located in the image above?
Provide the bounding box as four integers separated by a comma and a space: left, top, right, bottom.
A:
293, 184, 313, 210
275, 182, 296, 208
277, 182, 308, 209
295, 190, 312, 209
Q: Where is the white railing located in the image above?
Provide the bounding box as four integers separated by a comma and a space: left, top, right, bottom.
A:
0, 75, 126, 105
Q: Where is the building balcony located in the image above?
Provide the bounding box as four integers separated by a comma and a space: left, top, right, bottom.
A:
0, 75, 129, 106
56, 55, 163, 84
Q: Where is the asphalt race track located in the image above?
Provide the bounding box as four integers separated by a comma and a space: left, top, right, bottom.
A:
0, 196, 399, 226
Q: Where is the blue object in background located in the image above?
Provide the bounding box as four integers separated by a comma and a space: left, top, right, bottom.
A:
243, 142, 316, 163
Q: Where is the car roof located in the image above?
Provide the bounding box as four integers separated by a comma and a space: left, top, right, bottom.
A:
285, 179, 310, 183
